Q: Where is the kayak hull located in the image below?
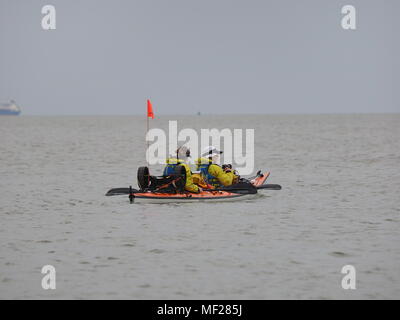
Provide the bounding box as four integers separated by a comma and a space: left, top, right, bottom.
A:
131, 191, 256, 203
106, 170, 279, 203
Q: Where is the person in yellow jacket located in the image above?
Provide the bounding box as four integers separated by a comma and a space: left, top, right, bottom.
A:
195, 146, 239, 188
163, 146, 202, 193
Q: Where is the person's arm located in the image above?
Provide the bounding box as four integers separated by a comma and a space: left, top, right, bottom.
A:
181, 164, 199, 193
208, 164, 236, 186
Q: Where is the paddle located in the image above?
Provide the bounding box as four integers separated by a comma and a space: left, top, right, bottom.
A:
105, 186, 254, 196
106, 186, 254, 196
256, 184, 282, 190
204, 181, 258, 194
106, 183, 282, 196
105, 187, 139, 196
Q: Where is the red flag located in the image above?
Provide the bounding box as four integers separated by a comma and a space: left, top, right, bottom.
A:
147, 99, 154, 119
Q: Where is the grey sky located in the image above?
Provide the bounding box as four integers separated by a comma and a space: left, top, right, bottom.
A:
0, 0, 398, 115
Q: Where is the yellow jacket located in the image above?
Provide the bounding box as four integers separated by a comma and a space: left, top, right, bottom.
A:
163, 158, 199, 193
208, 164, 238, 187
180, 163, 199, 193
195, 157, 238, 187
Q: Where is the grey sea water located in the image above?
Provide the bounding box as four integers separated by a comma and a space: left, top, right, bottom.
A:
0, 114, 399, 299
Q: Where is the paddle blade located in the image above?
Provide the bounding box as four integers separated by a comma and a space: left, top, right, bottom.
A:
105, 188, 139, 196
256, 184, 282, 190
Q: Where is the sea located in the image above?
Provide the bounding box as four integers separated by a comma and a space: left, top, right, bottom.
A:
0, 114, 399, 299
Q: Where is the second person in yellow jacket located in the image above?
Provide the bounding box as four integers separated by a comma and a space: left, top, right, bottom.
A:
195, 146, 239, 188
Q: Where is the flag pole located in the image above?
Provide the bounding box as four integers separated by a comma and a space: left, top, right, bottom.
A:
146, 99, 154, 166
146, 112, 149, 166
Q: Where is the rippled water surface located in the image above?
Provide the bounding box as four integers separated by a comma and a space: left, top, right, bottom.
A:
0, 114, 399, 299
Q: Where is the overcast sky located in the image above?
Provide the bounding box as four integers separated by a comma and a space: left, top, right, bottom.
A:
0, 0, 398, 115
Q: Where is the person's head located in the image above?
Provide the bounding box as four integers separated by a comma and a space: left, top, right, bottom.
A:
201, 146, 223, 163
176, 146, 191, 160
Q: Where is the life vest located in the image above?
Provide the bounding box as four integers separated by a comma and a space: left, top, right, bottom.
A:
195, 157, 221, 187
163, 158, 184, 176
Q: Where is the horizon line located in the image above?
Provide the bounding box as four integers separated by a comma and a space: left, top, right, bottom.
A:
10, 111, 400, 117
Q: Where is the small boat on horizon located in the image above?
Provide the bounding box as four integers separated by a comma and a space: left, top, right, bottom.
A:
0, 100, 21, 116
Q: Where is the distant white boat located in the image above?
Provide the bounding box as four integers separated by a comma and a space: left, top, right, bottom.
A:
0, 100, 21, 115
